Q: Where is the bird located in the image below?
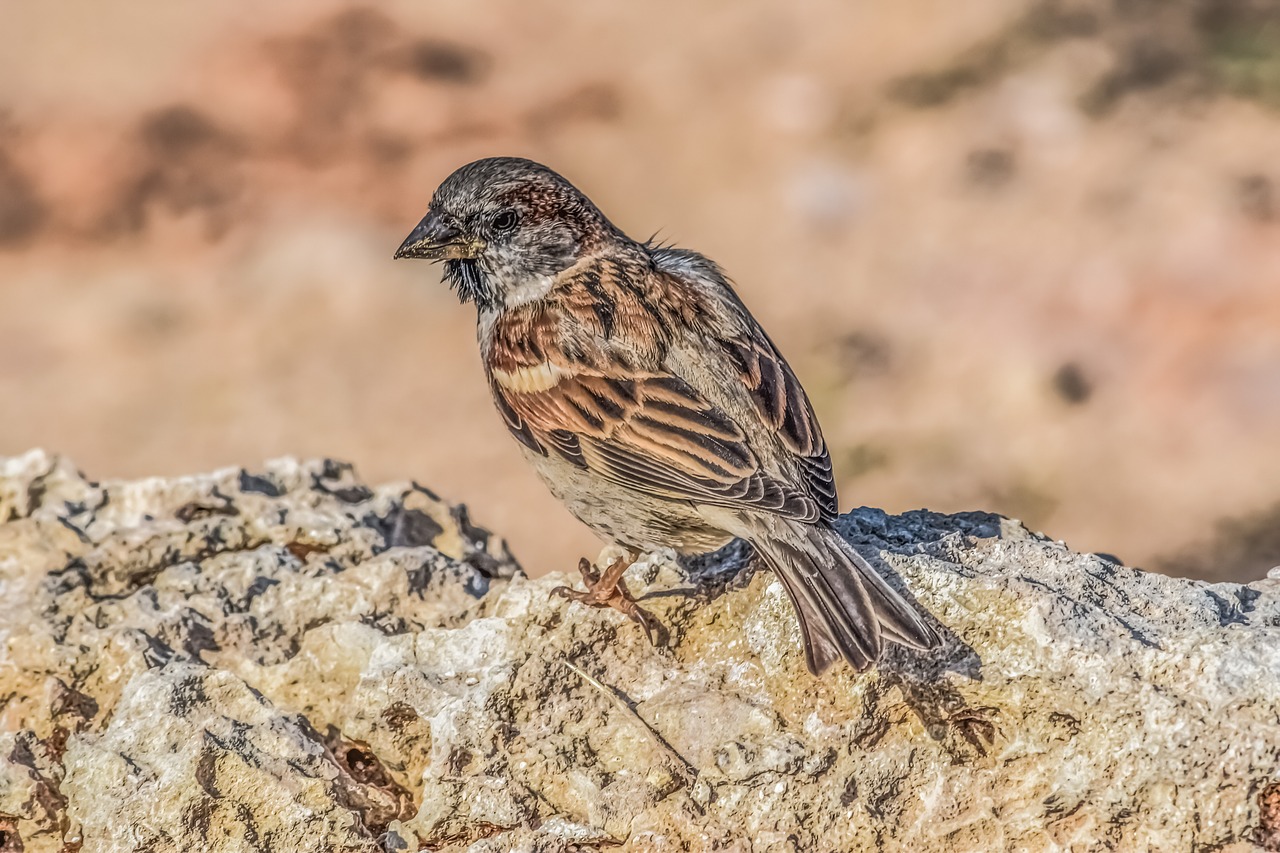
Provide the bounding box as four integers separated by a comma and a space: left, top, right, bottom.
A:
394, 156, 940, 674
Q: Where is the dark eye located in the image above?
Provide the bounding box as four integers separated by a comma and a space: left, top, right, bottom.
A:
491, 210, 518, 232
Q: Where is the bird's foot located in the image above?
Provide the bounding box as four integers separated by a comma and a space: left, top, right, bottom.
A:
552, 556, 666, 646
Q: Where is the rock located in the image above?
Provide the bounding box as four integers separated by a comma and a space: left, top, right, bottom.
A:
0, 451, 517, 852
0, 450, 1277, 851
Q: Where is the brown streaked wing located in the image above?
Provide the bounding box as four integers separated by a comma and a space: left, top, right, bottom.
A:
491, 364, 822, 521
723, 336, 838, 522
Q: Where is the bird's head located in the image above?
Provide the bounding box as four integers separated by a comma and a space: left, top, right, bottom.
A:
394, 157, 618, 311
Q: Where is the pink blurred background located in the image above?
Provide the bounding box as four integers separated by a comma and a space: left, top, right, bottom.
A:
2, 0, 1279, 580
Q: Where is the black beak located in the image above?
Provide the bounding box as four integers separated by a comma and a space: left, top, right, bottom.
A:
393, 209, 480, 260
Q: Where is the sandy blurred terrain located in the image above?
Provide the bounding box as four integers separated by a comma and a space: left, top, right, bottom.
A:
2, 0, 1279, 580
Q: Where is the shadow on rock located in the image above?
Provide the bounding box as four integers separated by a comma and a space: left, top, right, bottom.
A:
666, 509, 992, 687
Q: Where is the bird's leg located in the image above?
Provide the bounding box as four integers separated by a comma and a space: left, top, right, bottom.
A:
552, 553, 665, 646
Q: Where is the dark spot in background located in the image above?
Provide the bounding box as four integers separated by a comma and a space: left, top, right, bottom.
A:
398, 38, 489, 84
526, 83, 622, 133
104, 104, 244, 239
1052, 362, 1092, 404
366, 132, 414, 166
1237, 174, 1275, 221
888, 48, 1005, 108
268, 7, 497, 166
1199, 0, 1280, 107
139, 105, 226, 157
966, 148, 1017, 188
836, 444, 891, 482
1196, 0, 1279, 35
833, 330, 892, 380
270, 7, 399, 165
1022, 2, 1099, 40
0, 148, 48, 248
889, 0, 1280, 115
1081, 40, 1187, 115
1157, 499, 1280, 582
126, 300, 185, 338
887, 2, 1098, 107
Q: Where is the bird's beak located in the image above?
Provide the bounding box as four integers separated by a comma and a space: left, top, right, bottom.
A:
393, 209, 484, 260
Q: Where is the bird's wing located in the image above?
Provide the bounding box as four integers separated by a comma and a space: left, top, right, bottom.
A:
485, 266, 824, 521
648, 246, 839, 522
490, 362, 823, 521
720, 331, 838, 522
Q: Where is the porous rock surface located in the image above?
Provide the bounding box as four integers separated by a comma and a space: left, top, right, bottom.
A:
0, 450, 1277, 852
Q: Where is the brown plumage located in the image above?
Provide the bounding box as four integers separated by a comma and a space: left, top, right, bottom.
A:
395, 156, 940, 674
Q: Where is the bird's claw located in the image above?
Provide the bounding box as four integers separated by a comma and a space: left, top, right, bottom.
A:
551, 557, 667, 646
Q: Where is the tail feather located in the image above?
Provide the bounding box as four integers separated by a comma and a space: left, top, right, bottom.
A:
765, 535, 879, 672
753, 523, 940, 675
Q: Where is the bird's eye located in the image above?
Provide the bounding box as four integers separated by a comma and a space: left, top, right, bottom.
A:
491, 210, 518, 232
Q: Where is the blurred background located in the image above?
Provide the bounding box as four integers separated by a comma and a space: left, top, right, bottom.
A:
2, 0, 1279, 581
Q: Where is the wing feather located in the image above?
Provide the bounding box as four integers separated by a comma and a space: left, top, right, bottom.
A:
485, 252, 833, 524
492, 362, 820, 521
722, 336, 838, 522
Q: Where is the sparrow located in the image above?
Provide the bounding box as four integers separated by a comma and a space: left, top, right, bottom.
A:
394, 157, 940, 674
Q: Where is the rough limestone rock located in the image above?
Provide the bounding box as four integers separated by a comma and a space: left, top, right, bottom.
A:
0, 450, 1277, 852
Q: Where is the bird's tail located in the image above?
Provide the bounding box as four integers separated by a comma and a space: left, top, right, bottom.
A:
751, 522, 940, 674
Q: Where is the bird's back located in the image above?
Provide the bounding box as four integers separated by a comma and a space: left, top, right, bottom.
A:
645, 245, 840, 524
